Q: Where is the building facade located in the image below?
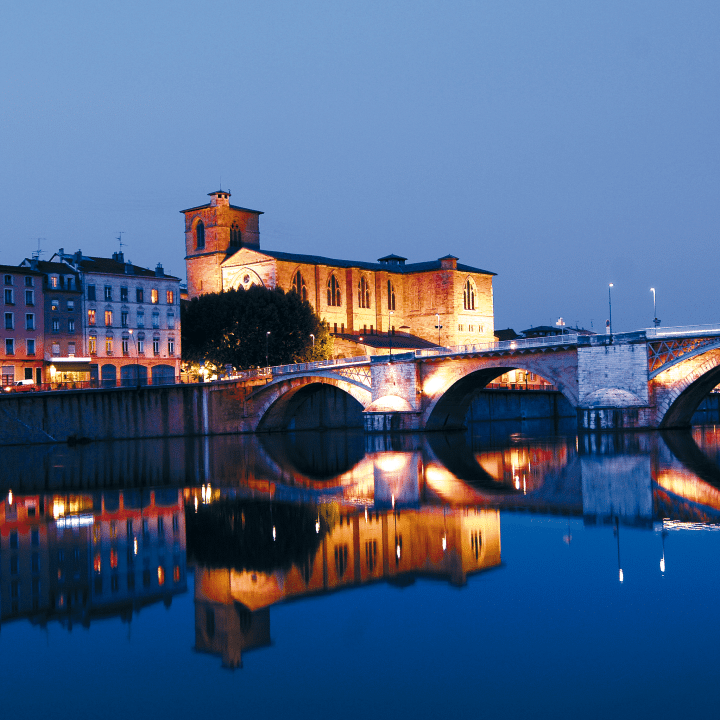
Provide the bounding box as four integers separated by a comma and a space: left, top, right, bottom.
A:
183, 191, 495, 350
1, 265, 45, 387
51, 250, 182, 386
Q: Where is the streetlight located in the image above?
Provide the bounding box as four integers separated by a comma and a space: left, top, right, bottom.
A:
650, 288, 660, 328
388, 310, 394, 360
310, 333, 315, 358
265, 331, 271, 369
608, 283, 614, 338
128, 329, 140, 386
435, 313, 442, 346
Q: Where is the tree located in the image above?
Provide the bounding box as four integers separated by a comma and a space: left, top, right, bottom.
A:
181, 285, 333, 372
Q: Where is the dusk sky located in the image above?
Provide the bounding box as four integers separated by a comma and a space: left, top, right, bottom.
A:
3, 1, 719, 334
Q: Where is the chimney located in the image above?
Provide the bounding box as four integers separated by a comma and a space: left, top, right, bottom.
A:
112, 251, 124, 263
75, 250, 82, 263
439, 255, 458, 270
155, 263, 164, 277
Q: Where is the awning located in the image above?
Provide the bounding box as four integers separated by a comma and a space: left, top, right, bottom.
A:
47, 358, 92, 372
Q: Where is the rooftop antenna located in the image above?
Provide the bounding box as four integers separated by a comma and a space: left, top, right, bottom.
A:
117, 231, 126, 252
32, 238, 46, 260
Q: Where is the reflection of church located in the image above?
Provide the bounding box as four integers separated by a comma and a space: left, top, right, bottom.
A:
191, 505, 500, 668
182, 191, 496, 353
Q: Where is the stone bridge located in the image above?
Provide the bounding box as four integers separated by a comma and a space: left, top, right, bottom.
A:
224, 324, 720, 432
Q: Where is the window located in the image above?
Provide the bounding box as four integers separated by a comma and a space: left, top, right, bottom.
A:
292, 271, 308, 301
68, 342, 76, 356
25, 276, 33, 287
88, 336, 97, 355
51, 318, 60, 332
4, 274, 12, 285
122, 337, 129, 356
121, 311, 128, 327
136, 287, 143, 303
120, 286, 128, 302
25, 314, 34, 330
88, 309, 96, 325
25, 289, 34, 305
5, 288, 14, 304
105, 310, 112, 327
50, 276, 58, 288
4, 312, 13, 330
166, 290, 174, 304
27, 338, 35, 355
137, 338, 144, 354
68, 319, 75, 332
152, 312, 159, 328
388, 280, 396, 310
105, 336, 113, 355
87, 284, 96, 301
151, 289, 158, 304
153, 337, 160, 355
168, 338, 175, 355
463, 278, 476, 310
67, 300, 74, 311
66, 277, 74, 291
230, 222, 241, 248
51, 299, 59, 311
137, 310, 144, 327
196, 220, 205, 249
167, 312, 175, 329
104, 286, 112, 301
5, 338, 14, 355
52, 342, 60, 355
327, 275, 342, 307
358, 276, 370, 309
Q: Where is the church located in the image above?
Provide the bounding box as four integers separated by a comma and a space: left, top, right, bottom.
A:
182, 190, 495, 354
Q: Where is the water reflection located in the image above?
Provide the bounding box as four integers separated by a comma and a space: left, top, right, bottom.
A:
4, 424, 720, 671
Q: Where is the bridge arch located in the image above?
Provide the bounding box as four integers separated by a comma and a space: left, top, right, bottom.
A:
653, 348, 720, 428
420, 354, 579, 430
251, 375, 371, 432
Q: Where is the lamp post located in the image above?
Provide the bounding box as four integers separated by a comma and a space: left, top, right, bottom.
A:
388, 310, 394, 360
128, 329, 140, 386
435, 313, 442, 346
310, 333, 315, 359
265, 331, 271, 369
651, 288, 660, 328
608, 283, 614, 338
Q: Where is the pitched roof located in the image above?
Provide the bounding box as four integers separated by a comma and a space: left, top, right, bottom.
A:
260, 249, 495, 276
51, 253, 180, 280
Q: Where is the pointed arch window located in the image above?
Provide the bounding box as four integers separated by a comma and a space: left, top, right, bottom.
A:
387, 280, 396, 311
292, 270, 307, 302
463, 278, 476, 310
358, 276, 370, 309
327, 274, 342, 307
195, 221, 205, 250
230, 222, 241, 248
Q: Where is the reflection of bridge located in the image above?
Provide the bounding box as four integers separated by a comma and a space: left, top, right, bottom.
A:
208, 325, 720, 432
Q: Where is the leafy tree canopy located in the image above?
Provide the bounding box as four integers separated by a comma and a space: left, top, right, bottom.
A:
181, 285, 332, 372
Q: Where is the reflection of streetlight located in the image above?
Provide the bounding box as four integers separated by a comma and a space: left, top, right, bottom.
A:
389, 310, 394, 360
266, 331, 271, 369
608, 283, 614, 338
614, 517, 623, 583
660, 526, 667, 573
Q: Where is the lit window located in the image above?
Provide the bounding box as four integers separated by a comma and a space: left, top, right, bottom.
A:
88, 309, 96, 325
105, 336, 113, 355
51, 299, 59, 311
151, 289, 158, 304
166, 290, 174, 304
50, 276, 58, 288
105, 310, 112, 327
88, 336, 97, 355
